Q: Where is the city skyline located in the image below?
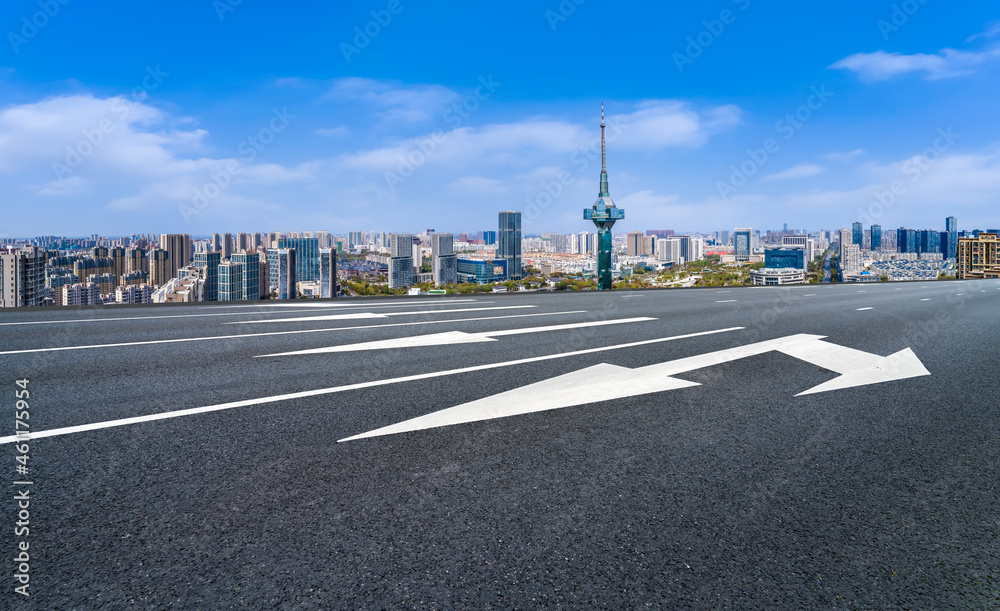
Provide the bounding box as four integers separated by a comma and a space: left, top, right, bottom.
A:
1, 2, 999, 236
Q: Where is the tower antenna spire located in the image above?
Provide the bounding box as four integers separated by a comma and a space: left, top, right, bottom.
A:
601, 102, 606, 175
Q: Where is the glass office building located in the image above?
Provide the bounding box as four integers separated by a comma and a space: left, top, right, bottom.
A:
267, 248, 297, 299
498, 211, 522, 280
277, 238, 319, 282
457, 258, 507, 284
232, 252, 260, 301
193, 251, 221, 301
764, 247, 806, 270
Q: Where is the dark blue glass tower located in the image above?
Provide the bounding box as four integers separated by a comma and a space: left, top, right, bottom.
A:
583, 104, 624, 290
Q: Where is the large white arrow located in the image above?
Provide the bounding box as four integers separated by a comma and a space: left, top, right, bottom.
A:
339, 334, 930, 442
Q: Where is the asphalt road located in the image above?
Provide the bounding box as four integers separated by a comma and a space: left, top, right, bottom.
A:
2, 281, 999, 609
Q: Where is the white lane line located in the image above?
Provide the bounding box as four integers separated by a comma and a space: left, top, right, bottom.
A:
0, 310, 584, 356
803, 294, 816, 297
716, 300, 737, 303
856, 307, 874, 311
920, 299, 931, 302
0, 326, 746, 445
258, 317, 657, 356
223, 305, 534, 324
0, 299, 484, 326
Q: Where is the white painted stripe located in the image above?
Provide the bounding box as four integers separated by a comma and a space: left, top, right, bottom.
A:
0, 326, 745, 444
0, 310, 585, 356
716, 300, 737, 303
0, 299, 483, 326
920, 299, 931, 302
856, 307, 874, 311
257, 317, 658, 356
223, 305, 535, 324
803, 294, 816, 297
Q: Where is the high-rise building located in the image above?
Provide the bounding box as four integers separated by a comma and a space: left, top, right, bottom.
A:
148, 249, 170, 287
348, 231, 365, 250
267, 248, 297, 299
656, 238, 681, 263
498, 211, 522, 280
194, 251, 222, 301
734, 228, 753, 262
944, 217, 959, 259
159, 234, 191, 281
126, 247, 148, 275
259, 258, 269, 299
222, 233, 233, 259
898, 228, 917, 254
0, 246, 45, 308
956, 233, 999, 279
852, 222, 864, 247
432, 233, 457, 286
319, 248, 338, 298
232, 252, 261, 301
412, 236, 422, 274
720, 230, 730, 246
109, 247, 126, 278
219, 261, 244, 301
583, 105, 624, 290
919, 230, 941, 256
388, 234, 414, 289
626, 232, 644, 257
483, 231, 497, 246
871, 225, 882, 251
211, 233, 221, 253
277, 238, 320, 282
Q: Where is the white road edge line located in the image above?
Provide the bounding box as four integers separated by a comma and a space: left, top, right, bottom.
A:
257, 317, 658, 356
0, 299, 485, 326
0, 310, 583, 355
222, 305, 535, 324
0, 327, 745, 445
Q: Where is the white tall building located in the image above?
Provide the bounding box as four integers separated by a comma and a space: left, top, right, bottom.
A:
656, 238, 682, 263
0, 246, 45, 308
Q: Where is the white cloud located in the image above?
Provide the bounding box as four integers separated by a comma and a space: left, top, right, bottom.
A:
967, 23, 1000, 42
616, 101, 741, 149
762, 163, 825, 181
327, 77, 460, 125
824, 149, 864, 162
831, 47, 1000, 81
317, 125, 351, 138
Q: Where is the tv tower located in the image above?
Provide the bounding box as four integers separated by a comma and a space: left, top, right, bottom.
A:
583, 103, 624, 290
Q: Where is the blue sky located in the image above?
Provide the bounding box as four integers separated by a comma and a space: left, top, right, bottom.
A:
2, 0, 998, 237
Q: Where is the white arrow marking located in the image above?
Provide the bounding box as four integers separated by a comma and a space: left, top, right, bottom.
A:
775, 341, 930, 396
0, 327, 743, 445
257, 317, 656, 356
340, 334, 931, 442
223, 305, 535, 324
